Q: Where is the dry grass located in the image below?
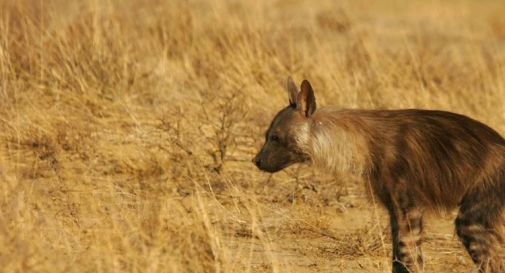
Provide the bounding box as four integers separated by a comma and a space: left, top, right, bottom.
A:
1, 0, 505, 272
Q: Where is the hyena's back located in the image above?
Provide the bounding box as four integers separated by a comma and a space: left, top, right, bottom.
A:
331, 109, 505, 210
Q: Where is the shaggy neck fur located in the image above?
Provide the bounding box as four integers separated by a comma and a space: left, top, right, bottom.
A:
304, 108, 370, 175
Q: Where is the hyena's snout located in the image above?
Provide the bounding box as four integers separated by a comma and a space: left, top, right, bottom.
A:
253, 147, 300, 173
253, 149, 270, 171
252, 149, 274, 172
252, 153, 262, 168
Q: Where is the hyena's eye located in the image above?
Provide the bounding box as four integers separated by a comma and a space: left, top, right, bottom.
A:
269, 135, 280, 143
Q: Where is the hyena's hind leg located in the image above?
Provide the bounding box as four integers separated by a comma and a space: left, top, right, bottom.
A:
455, 180, 505, 273
389, 205, 424, 273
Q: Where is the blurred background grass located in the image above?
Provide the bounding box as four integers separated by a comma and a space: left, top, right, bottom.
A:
1, 0, 505, 272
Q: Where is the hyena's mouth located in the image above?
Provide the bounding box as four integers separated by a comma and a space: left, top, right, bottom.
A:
257, 156, 309, 173
257, 162, 293, 173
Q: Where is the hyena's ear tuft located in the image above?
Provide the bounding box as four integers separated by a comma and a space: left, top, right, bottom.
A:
297, 79, 317, 117
287, 76, 298, 106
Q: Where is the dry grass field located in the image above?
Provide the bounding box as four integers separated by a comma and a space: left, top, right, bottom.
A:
1, 0, 505, 272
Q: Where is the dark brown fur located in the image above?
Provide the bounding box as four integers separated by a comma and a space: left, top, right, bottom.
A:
254, 78, 505, 273
355, 109, 505, 273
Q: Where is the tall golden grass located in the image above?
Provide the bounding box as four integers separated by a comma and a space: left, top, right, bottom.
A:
1, 0, 505, 272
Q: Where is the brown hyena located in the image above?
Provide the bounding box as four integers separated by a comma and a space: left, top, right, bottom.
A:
253, 77, 505, 273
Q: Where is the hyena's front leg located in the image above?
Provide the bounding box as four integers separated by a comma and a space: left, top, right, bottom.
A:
389, 206, 424, 273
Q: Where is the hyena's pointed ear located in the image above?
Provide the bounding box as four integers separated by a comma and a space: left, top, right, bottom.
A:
287, 76, 298, 106
297, 80, 317, 117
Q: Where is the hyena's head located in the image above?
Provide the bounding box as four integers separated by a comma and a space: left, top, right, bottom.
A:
253, 77, 317, 173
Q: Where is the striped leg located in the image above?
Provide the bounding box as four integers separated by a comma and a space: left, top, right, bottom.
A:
390, 207, 424, 273
455, 198, 504, 273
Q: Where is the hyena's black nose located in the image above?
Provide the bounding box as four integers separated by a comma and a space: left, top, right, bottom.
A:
254, 156, 261, 167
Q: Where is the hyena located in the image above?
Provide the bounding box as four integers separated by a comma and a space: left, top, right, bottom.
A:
253, 77, 505, 273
